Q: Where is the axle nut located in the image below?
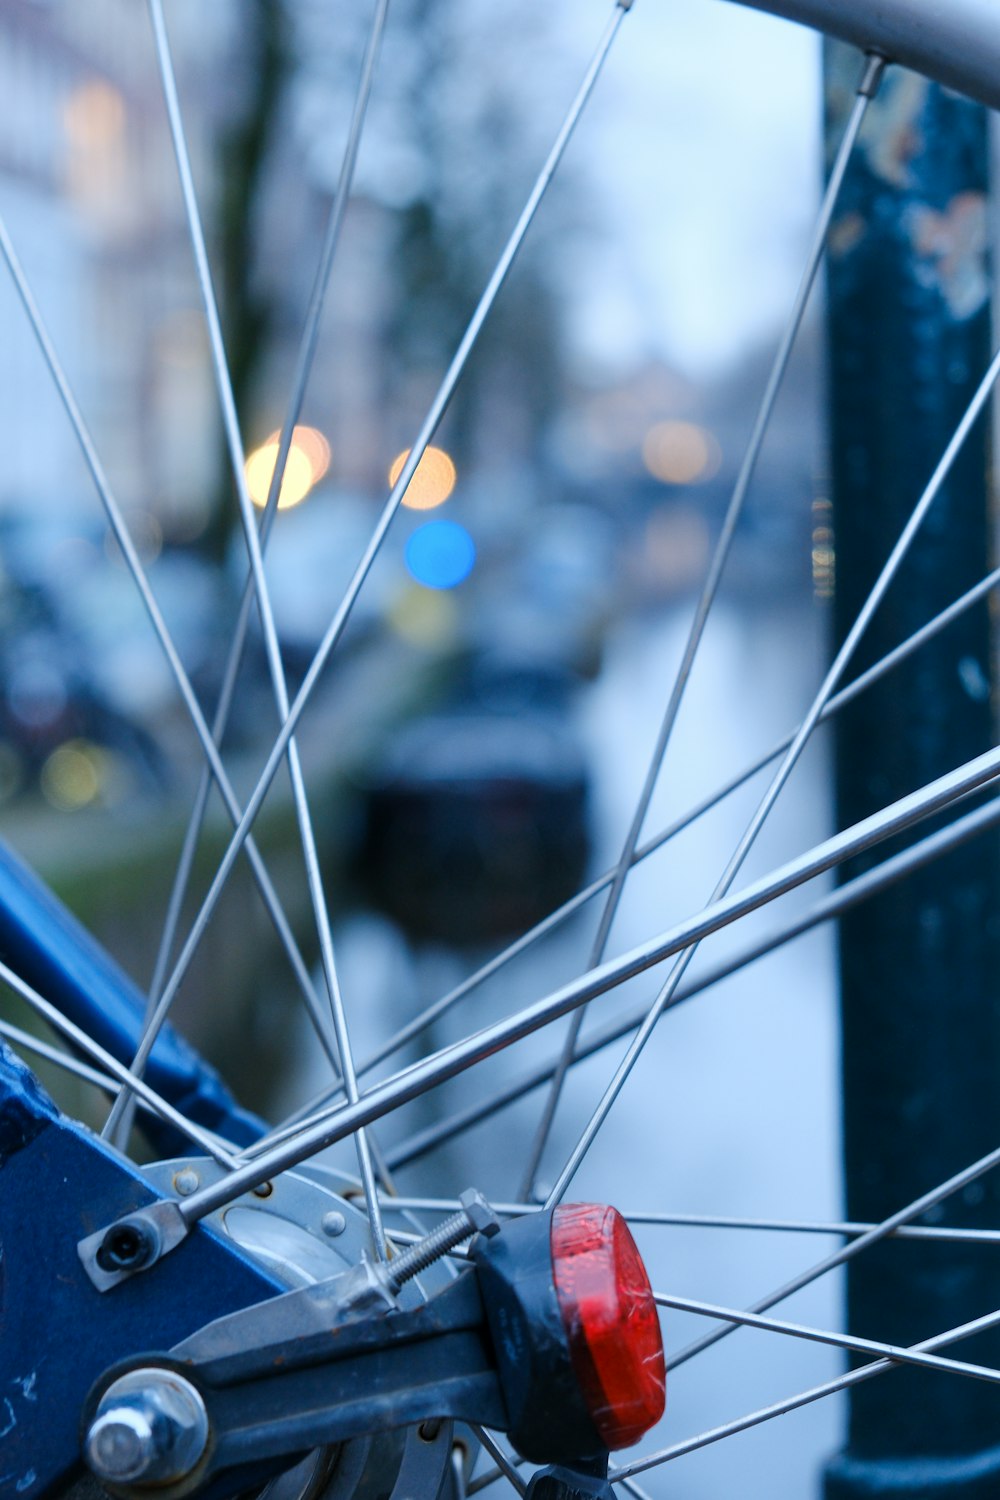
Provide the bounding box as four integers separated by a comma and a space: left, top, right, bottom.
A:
85, 1369, 209, 1486
85, 1407, 156, 1482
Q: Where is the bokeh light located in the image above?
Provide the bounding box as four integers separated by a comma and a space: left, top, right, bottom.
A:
40, 741, 103, 811
270, 425, 330, 482
244, 425, 330, 511
387, 584, 460, 648
812, 496, 835, 599
389, 445, 457, 510
642, 421, 721, 485
405, 520, 476, 590
63, 81, 125, 150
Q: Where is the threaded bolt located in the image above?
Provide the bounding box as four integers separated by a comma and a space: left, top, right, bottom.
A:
385, 1189, 499, 1293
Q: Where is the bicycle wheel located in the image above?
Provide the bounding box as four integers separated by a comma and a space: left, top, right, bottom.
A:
1, 2, 1000, 1498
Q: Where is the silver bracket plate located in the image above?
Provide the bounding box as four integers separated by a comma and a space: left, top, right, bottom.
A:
78, 1198, 190, 1291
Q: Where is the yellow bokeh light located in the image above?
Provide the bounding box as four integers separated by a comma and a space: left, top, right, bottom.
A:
642, 421, 721, 486
386, 583, 459, 649
40, 741, 103, 811
812, 497, 835, 598
388, 446, 457, 510
266, 425, 331, 484
244, 425, 330, 511
63, 81, 125, 151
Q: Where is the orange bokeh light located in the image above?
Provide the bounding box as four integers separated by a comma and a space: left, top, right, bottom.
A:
388, 446, 457, 510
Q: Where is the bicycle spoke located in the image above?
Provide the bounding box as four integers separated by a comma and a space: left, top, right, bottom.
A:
653, 1291, 1000, 1384
0, 1020, 122, 1097
668, 1137, 1000, 1372
616, 1480, 655, 1500
611, 1306, 1000, 1477
465, 1453, 653, 1500
297, 554, 1000, 1107
149, 0, 391, 1002
0, 213, 334, 1107
0, 959, 237, 1165
161, 732, 1000, 1220
467, 1470, 505, 1498
364, 1197, 1000, 1246
468, 1459, 525, 1498
143, 0, 387, 1009
0, 1020, 255, 1164
544, 341, 1000, 1208
140, 2, 388, 1151
99, 0, 632, 1206
240, 767, 1000, 1177
643, 1218, 1000, 1244
518, 52, 884, 1201
7, 7, 1000, 1491
122, 0, 393, 1250
381, 767, 1000, 1170
469, 1429, 527, 1498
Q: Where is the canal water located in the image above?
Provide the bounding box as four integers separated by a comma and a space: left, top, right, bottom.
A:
289, 595, 845, 1497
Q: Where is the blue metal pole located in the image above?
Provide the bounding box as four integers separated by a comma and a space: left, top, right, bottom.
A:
0, 837, 264, 1149
823, 48, 1000, 1498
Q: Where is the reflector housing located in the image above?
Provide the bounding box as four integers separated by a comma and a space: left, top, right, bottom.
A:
550, 1203, 666, 1449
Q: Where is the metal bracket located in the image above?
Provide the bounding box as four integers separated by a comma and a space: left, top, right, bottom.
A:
80, 1207, 612, 1499
83, 1271, 508, 1499
77, 1198, 191, 1291
526, 1460, 615, 1500
0, 1042, 282, 1500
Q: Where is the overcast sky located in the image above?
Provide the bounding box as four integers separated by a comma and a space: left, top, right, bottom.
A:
296, 0, 825, 383
559, 0, 822, 377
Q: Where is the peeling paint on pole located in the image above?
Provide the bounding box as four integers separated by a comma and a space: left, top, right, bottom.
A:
823, 45, 1000, 1500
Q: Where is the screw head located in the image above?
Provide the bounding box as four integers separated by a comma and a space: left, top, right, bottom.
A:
96, 1218, 157, 1273
173, 1167, 200, 1197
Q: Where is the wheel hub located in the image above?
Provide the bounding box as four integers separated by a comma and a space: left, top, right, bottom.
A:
132, 1159, 457, 1500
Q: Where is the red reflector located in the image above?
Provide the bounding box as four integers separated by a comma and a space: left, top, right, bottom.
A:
551, 1203, 666, 1449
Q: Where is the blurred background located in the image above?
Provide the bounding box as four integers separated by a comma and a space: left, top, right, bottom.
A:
0, 0, 852, 1493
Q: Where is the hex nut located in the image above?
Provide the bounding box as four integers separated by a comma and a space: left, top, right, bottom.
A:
85, 1408, 156, 1482
459, 1188, 501, 1238
85, 1370, 209, 1485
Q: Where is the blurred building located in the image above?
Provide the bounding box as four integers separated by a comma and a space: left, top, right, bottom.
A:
0, 0, 231, 533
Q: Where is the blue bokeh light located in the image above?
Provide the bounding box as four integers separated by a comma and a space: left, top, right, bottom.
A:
405, 519, 476, 590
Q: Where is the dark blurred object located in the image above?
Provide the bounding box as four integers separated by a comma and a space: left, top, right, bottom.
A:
0, 625, 169, 798
354, 658, 590, 946
0, 531, 170, 803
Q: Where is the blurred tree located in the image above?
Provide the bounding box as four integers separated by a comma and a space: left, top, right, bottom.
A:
195, 0, 579, 567
206, 0, 290, 563
289, 0, 574, 479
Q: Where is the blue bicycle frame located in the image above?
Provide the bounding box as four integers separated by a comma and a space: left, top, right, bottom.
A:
0, 839, 282, 1497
